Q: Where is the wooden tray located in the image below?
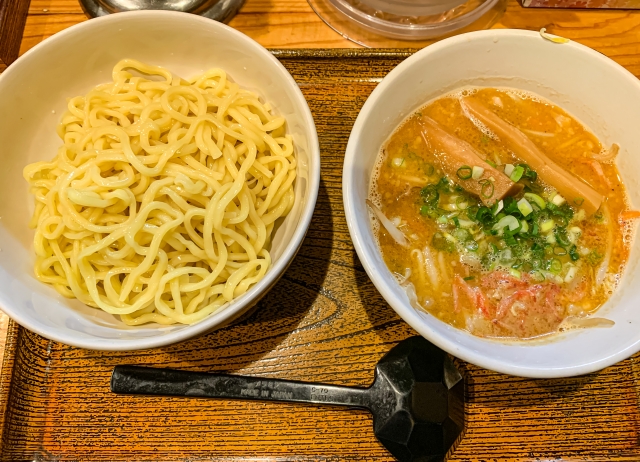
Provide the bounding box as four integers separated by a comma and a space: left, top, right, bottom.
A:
1, 49, 640, 461
521, 0, 640, 8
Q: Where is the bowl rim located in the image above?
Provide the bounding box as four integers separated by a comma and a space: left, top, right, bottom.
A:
343, 28, 640, 378
1, 10, 320, 351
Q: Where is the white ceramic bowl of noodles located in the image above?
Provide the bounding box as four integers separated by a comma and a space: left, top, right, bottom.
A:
343, 29, 640, 378
0, 11, 319, 350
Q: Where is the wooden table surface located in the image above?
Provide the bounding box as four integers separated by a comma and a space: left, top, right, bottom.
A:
1, 1, 640, 460
14, 0, 640, 69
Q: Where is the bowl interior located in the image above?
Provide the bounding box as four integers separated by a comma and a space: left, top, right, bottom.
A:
0, 11, 318, 349
344, 29, 640, 377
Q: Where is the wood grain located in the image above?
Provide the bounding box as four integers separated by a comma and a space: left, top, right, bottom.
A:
522, 0, 640, 8
2, 50, 640, 461
16, 0, 640, 71
0, 0, 31, 70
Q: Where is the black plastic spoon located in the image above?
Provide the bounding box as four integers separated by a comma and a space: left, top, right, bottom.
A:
111, 336, 466, 462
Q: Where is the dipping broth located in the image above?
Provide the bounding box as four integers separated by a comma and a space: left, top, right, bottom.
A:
369, 87, 634, 339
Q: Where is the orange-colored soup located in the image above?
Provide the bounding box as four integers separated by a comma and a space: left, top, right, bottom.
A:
370, 87, 632, 339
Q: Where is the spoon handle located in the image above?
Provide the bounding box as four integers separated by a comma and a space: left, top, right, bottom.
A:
111, 365, 370, 408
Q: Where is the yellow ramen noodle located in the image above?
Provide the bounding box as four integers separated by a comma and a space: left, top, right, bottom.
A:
23, 59, 296, 326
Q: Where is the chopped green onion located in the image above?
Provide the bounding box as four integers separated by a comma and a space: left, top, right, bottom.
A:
520, 220, 529, 234
493, 200, 504, 215
518, 164, 538, 182
493, 215, 520, 232
476, 207, 493, 223
436, 177, 450, 190
458, 219, 475, 228
504, 233, 518, 247
531, 243, 544, 258
420, 205, 429, 216
504, 164, 515, 177
548, 259, 562, 274
553, 246, 567, 256
443, 232, 456, 243
392, 157, 405, 167
540, 219, 555, 233
509, 268, 522, 279
569, 245, 580, 261
554, 228, 571, 247
453, 228, 470, 241
501, 249, 513, 261
595, 210, 606, 223
453, 216, 460, 228
517, 198, 533, 217
502, 197, 519, 215
472, 166, 485, 180
510, 165, 525, 182
420, 186, 439, 205
455, 196, 468, 210
551, 194, 566, 206
466, 205, 479, 220
574, 197, 584, 206
531, 222, 539, 236
524, 193, 546, 210
424, 164, 435, 176
465, 240, 479, 251
479, 179, 495, 198
587, 249, 603, 266
486, 159, 497, 168
457, 166, 472, 180
546, 233, 557, 244
437, 215, 448, 224
463, 276, 475, 281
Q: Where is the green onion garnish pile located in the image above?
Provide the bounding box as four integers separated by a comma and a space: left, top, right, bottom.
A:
419, 163, 587, 282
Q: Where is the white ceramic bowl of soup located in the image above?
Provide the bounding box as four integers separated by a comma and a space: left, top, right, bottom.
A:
0, 11, 320, 350
344, 29, 640, 378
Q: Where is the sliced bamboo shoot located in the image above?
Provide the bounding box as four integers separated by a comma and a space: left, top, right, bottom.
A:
461, 97, 604, 215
